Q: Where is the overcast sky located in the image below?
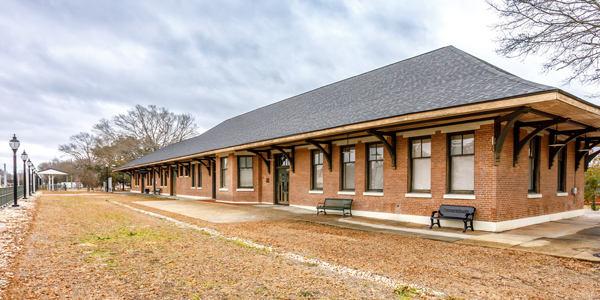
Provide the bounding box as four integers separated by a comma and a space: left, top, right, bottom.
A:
0, 0, 597, 174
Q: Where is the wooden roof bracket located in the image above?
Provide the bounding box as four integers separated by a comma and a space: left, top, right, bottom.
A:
576, 138, 600, 171
305, 139, 333, 171
513, 118, 569, 166
367, 130, 397, 169
494, 106, 531, 165
193, 159, 212, 176
271, 145, 295, 173
585, 149, 600, 171
247, 149, 271, 174
549, 128, 599, 169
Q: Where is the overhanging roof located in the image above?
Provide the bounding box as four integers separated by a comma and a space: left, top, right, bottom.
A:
38, 168, 68, 175
116, 46, 599, 171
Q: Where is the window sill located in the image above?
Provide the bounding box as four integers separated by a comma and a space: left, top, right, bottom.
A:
363, 192, 384, 197
556, 192, 568, 197
309, 190, 323, 194
443, 194, 476, 200
338, 191, 356, 196
405, 193, 432, 198
527, 193, 542, 199
236, 188, 254, 192
219, 188, 228, 192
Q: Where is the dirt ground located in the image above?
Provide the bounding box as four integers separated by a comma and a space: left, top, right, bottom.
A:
3, 193, 600, 299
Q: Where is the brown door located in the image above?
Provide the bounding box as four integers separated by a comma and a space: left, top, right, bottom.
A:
275, 155, 290, 205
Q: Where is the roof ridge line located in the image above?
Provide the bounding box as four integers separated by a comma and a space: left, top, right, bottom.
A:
220, 46, 457, 123
446, 47, 555, 91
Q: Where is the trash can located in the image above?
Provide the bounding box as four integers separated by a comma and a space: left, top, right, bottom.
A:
145, 189, 150, 194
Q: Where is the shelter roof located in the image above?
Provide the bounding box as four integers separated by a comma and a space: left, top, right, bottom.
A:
117, 46, 597, 170
38, 168, 68, 175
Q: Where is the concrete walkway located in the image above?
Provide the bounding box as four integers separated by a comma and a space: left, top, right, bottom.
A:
129, 193, 600, 262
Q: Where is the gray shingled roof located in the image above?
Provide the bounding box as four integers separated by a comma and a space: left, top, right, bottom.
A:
118, 46, 557, 169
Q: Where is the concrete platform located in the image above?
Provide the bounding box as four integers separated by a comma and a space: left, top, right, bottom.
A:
129, 194, 600, 262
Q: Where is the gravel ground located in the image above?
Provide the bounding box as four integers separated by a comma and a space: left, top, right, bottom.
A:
0, 197, 36, 298
2, 193, 600, 299
114, 195, 600, 300
3, 194, 413, 299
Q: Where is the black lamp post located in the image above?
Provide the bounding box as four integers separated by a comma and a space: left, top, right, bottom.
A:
27, 160, 33, 195
9, 135, 20, 207
105, 163, 109, 192
21, 150, 28, 200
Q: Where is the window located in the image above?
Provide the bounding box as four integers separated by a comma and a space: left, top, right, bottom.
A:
528, 137, 540, 193
185, 164, 190, 177
191, 164, 196, 187
135, 173, 139, 186
179, 166, 183, 178
341, 146, 355, 190
238, 156, 253, 188
410, 137, 431, 192
197, 163, 202, 188
367, 144, 384, 191
557, 147, 566, 192
449, 133, 474, 194
160, 169, 164, 187
221, 157, 228, 188
311, 150, 323, 190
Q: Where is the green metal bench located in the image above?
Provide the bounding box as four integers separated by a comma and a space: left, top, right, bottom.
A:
153, 188, 162, 195
316, 198, 353, 217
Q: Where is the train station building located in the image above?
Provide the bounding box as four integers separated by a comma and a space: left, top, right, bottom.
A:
116, 46, 600, 232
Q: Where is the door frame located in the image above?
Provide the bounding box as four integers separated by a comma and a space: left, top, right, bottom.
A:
274, 154, 290, 205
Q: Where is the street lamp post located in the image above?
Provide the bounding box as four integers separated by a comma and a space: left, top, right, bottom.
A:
27, 160, 33, 195
21, 150, 28, 200
105, 163, 109, 192
9, 135, 20, 208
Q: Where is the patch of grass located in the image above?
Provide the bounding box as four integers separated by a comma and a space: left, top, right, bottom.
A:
393, 284, 417, 299
254, 284, 269, 295
300, 291, 312, 297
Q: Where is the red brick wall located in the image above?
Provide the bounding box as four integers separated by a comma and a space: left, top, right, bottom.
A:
131, 122, 584, 223
283, 123, 583, 223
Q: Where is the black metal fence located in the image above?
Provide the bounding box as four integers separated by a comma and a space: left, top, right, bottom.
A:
0, 186, 25, 208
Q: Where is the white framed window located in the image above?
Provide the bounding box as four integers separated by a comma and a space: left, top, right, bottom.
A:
410, 137, 431, 192
238, 156, 253, 188
367, 143, 384, 192
448, 133, 474, 194
341, 146, 355, 191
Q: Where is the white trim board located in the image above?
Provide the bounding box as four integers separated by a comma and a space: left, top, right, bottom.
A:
290, 205, 585, 232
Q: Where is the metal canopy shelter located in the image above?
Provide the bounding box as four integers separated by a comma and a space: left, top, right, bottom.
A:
38, 168, 68, 191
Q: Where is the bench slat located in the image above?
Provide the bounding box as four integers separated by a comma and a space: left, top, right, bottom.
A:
316, 198, 353, 217
430, 205, 476, 232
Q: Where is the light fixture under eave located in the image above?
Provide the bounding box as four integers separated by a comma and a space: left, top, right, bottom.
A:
549, 124, 565, 147
342, 134, 352, 153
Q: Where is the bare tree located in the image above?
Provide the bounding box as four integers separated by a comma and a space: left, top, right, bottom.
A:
58, 133, 101, 190
58, 132, 98, 165
488, 0, 600, 87
94, 104, 198, 155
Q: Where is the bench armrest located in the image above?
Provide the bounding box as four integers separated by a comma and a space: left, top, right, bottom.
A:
317, 202, 324, 206
431, 211, 439, 217
465, 212, 475, 220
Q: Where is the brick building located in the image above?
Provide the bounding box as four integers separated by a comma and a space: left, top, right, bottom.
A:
116, 46, 600, 232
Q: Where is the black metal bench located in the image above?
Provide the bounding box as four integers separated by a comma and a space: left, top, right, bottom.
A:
430, 205, 476, 232
316, 198, 353, 217
153, 188, 162, 195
